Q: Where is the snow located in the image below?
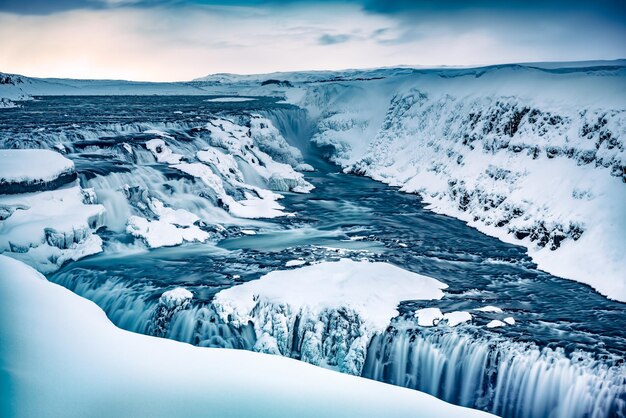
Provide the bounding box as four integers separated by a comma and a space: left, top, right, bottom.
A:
159, 287, 193, 309
0, 149, 74, 186
127, 215, 209, 248
241, 229, 257, 235
415, 308, 444, 327
503, 317, 516, 325
475, 306, 503, 313
213, 259, 447, 374
145, 138, 183, 164
205, 97, 257, 102
215, 259, 447, 331
443, 311, 473, 326
285, 259, 306, 267
486, 320, 506, 328
0, 255, 494, 418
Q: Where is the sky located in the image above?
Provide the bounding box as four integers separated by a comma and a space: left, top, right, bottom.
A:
0, 0, 624, 81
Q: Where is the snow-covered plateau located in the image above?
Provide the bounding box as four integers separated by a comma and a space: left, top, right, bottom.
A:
0, 254, 495, 418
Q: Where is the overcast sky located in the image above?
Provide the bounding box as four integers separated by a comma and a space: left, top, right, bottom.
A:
0, 0, 624, 81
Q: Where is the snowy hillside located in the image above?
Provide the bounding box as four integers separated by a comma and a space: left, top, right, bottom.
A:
0, 255, 495, 418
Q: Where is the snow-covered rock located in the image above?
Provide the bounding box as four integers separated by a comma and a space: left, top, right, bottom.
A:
213, 259, 447, 375
126, 198, 210, 248
0, 149, 77, 194
0, 255, 495, 418
295, 63, 626, 302
414, 308, 444, 327
486, 320, 506, 329
442, 311, 473, 327
475, 305, 503, 313
0, 185, 105, 273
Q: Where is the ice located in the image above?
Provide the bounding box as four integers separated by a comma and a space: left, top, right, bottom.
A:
443, 311, 473, 326
0, 255, 495, 418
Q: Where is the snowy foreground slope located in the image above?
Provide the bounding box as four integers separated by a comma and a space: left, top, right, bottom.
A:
0, 255, 495, 418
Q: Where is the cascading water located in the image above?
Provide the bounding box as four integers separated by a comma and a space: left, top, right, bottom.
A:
362, 325, 625, 418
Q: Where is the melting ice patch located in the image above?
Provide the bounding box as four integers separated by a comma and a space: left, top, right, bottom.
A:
213, 259, 447, 374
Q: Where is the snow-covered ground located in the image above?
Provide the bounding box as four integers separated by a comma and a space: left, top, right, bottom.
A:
0, 254, 495, 418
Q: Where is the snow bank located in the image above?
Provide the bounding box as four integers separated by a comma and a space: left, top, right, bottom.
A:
213, 259, 447, 374
297, 63, 626, 302
0, 255, 494, 418
0, 149, 76, 194
0, 186, 105, 273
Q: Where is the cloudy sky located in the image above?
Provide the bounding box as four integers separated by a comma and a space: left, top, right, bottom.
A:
0, 0, 624, 81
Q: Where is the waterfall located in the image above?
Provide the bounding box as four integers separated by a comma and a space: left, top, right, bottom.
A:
259, 107, 316, 156
362, 326, 626, 418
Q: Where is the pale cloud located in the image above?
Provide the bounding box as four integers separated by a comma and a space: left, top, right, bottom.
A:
0, 2, 624, 81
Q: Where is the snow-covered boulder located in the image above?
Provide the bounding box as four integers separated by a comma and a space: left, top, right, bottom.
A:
0, 255, 495, 418
213, 259, 447, 375
0, 149, 77, 194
